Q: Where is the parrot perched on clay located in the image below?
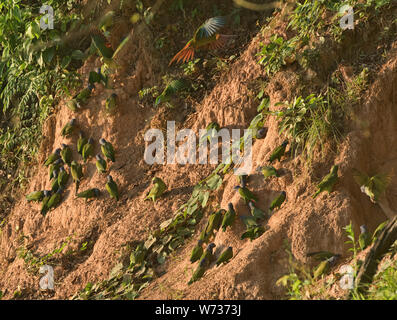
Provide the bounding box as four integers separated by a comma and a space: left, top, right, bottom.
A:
155, 80, 185, 107
198, 243, 216, 268
76, 188, 100, 200
105, 93, 118, 113
105, 175, 119, 201
61, 119, 77, 137
50, 170, 59, 193
60, 144, 73, 166
205, 209, 224, 237
74, 83, 94, 105
188, 259, 207, 285
99, 138, 115, 162
26, 190, 45, 202
82, 138, 95, 162
169, 16, 235, 66
313, 165, 339, 199
145, 177, 167, 202
221, 203, 236, 232
190, 239, 204, 264
313, 255, 339, 279
44, 148, 61, 167
256, 165, 279, 180
40, 190, 52, 216
95, 154, 107, 174
46, 188, 64, 211
49, 159, 64, 180
57, 167, 69, 189
248, 201, 266, 220
306, 251, 340, 261
234, 185, 258, 204
215, 247, 233, 266
77, 132, 88, 156
70, 161, 83, 193
269, 191, 286, 212
268, 140, 288, 164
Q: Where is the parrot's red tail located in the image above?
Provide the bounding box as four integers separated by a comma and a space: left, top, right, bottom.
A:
169, 42, 195, 66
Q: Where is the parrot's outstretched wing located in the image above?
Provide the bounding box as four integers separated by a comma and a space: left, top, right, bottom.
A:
371, 173, 392, 198
194, 16, 227, 41
352, 168, 369, 187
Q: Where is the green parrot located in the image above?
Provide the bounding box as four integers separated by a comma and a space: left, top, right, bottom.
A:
105, 93, 118, 113
154, 80, 185, 107
44, 148, 61, 167
199, 224, 212, 243
77, 131, 88, 156
47, 188, 64, 211
66, 99, 80, 112
76, 188, 100, 200
99, 138, 115, 162
198, 243, 216, 268
241, 226, 265, 241
60, 144, 73, 166
74, 83, 94, 105
57, 167, 70, 189
145, 177, 167, 202
190, 239, 204, 263
40, 190, 52, 216
269, 191, 286, 212
268, 140, 288, 164
313, 255, 339, 279
26, 190, 45, 202
50, 170, 59, 193
237, 174, 248, 188
199, 122, 221, 145
306, 251, 340, 261
256, 165, 279, 180
234, 185, 258, 204
312, 165, 339, 199
205, 209, 224, 237
98, 11, 115, 34
239, 215, 259, 229
96, 67, 108, 87
216, 247, 233, 266
61, 119, 77, 137
95, 154, 107, 174
352, 168, 392, 203
105, 175, 119, 201
70, 161, 83, 193
49, 159, 63, 180
82, 138, 95, 162
169, 16, 235, 66
359, 225, 371, 251
221, 203, 236, 232
248, 201, 266, 220
188, 259, 208, 285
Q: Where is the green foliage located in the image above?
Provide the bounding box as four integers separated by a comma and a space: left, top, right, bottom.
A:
344, 222, 358, 258
273, 94, 338, 161
257, 35, 297, 75
0, 0, 82, 183
181, 58, 201, 75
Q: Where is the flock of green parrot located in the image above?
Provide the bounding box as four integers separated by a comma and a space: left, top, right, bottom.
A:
25, 12, 390, 287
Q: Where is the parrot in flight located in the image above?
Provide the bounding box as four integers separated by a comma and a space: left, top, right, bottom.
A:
313, 165, 339, 199
352, 168, 392, 203
169, 16, 235, 66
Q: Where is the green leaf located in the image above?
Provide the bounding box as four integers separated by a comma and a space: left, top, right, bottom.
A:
61, 55, 72, 69
42, 46, 55, 64
71, 50, 85, 60
144, 235, 157, 250
206, 174, 222, 190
